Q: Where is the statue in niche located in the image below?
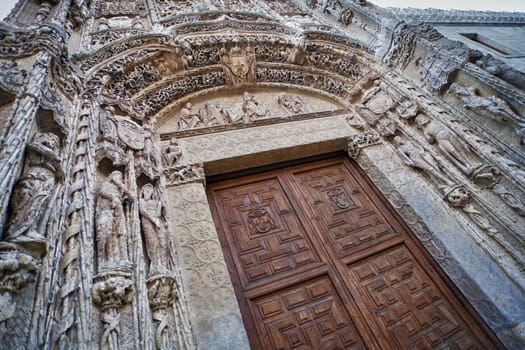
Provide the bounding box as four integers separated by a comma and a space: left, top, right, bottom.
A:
393, 135, 450, 185
278, 94, 309, 115
139, 184, 169, 273
136, 125, 161, 178
415, 114, 481, 176
95, 171, 134, 269
450, 83, 525, 143
99, 106, 119, 143
178, 102, 201, 130
241, 92, 269, 121
162, 137, 182, 169
4, 133, 62, 250
154, 47, 191, 76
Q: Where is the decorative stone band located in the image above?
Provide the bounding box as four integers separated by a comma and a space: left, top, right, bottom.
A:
347, 131, 381, 159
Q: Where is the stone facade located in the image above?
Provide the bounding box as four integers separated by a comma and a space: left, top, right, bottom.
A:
0, 0, 524, 349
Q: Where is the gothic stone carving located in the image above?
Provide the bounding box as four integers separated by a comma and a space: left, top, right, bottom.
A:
92, 269, 134, 350
139, 184, 169, 274
0, 243, 38, 342
220, 45, 256, 87
4, 132, 62, 254
95, 171, 135, 270
164, 163, 205, 187
450, 83, 525, 144
347, 131, 381, 159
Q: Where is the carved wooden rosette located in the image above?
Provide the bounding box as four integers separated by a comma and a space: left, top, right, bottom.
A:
92, 269, 134, 350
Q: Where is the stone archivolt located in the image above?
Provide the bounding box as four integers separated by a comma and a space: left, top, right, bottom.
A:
0, 0, 524, 349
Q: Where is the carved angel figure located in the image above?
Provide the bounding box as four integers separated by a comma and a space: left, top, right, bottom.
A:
5, 132, 62, 251
95, 171, 134, 269
139, 184, 169, 273
415, 114, 481, 176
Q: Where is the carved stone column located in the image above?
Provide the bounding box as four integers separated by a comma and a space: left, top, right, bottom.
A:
146, 274, 192, 350
92, 269, 134, 350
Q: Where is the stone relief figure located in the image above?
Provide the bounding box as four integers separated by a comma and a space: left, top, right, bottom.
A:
178, 102, 201, 130
4, 132, 62, 252
474, 54, 525, 90
450, 83, 525, 143
415, 114, 481, 176
393, 135, 450, 185
99, 106, 119, 143
278, 94, 309, 115
162, 137, 182, 169
139, 184, 169, 273
95, 171, 135, 269
241, 92, 269, 121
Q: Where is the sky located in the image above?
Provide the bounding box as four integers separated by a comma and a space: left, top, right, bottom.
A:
1, 0, 525, 20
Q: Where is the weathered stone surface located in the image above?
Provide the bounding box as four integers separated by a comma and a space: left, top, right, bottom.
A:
0, 0, 524, 348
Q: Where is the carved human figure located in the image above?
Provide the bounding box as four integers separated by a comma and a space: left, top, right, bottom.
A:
415, 114, 481, 176
242, 92, 269, 121
178, 102, 201, 130
474, 54, 525, 90
278, 94, 308, 115
139, 184, 169, 273
99, 106, 118, 143
450, 83, 525, 142
95, 171, 134, 268
4, 133, 62, 250
393, 136, 450, 185
162, 137, 182, 169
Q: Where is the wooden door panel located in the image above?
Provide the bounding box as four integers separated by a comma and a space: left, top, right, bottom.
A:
346, 245, 484, 350
207, 156, 501, 350
289, 162, 401, 263
212, 177, 324, 290
251, 275, 367, 350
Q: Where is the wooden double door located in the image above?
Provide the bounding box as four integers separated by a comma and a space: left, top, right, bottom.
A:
207, 156, 500, 349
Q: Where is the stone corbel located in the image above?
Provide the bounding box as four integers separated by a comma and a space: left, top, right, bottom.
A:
347, 131, 381, 159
